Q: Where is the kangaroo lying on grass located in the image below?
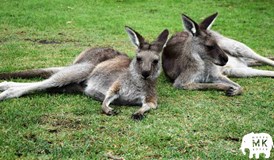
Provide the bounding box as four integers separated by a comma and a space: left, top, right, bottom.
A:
162, 13, 274, 96
0, 26, 169, 120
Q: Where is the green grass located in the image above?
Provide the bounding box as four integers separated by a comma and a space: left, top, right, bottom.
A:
0, 0, 273, 159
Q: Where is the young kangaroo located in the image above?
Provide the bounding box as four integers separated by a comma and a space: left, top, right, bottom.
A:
162, 13, 243, 96
0, 26, 169, 120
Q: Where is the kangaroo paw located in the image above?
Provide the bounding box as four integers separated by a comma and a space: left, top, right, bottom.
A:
0, 87, 24, 101
0, 81, 9, 91
101, 108, 118, 116
131, 113, 145, 120
106, 110, 118, 116
226, 86, 243, 96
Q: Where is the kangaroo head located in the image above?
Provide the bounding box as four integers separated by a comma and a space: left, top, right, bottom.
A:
182, 13, 228, 66
125, 26, 169, 80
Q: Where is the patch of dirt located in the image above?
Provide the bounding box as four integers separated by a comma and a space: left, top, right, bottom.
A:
16, 31, 27, 35
223, 136, 240, 142
144, 154, 162, 159
39, 114, 89, 132
24, 38, 61, 44
15, 150, 23, 157
148, 9, 158, 13
0, 38, 8, 43
38, 39, 61, 44
24, 38, 79, 44
48, 128, 58, 133
16, 133, 53, 157
24, 133, 37, 142
178, 144, 194, 154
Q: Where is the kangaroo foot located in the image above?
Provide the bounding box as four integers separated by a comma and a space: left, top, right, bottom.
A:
101, 105, 118, 116
226, 86, 243, 96
131, 113, 145, 120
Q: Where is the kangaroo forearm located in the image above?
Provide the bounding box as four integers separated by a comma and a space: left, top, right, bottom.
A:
145, 96, 157, 109
182, 83, 231, 91
101, 81, 121, 115
216, 76, 241, 87
101, 93, 119, 115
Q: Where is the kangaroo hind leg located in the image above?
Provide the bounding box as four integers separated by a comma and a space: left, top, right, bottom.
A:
212, 31, 274, 66
173, 73, 242, 96
0, 63, 94, 101
132, 96, 157, 120
223, 67, 274, 78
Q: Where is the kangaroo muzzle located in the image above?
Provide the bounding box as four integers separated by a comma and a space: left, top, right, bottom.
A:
218, 54, 228, 66
141, 70, 150, 79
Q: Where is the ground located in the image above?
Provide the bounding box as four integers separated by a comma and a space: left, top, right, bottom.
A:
0, 0, 273, 159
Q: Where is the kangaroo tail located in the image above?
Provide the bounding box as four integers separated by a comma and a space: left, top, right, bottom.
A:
226, 39, 274, 66
0, 67, 64, 80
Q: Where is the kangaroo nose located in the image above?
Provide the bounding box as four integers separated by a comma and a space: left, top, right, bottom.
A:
220, 55, 228, 66
141, 71, 150, 79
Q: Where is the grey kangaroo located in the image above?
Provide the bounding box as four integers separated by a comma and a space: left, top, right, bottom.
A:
163, 13, 274, 96
162, 13, 242, 96
0, 26, 169, 120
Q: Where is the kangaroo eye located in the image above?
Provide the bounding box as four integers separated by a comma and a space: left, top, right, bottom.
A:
136, 57, 142, 62
153, 59, 159, 64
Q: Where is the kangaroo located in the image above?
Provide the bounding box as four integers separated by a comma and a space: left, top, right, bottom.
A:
162, 13, 243, 96
0, 26, 169, 120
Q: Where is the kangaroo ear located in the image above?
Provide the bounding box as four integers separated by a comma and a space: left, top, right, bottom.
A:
125, 26, 145, 48
153, 29, 169, 50
200, 12, 218, 30
182, 14, 200, 36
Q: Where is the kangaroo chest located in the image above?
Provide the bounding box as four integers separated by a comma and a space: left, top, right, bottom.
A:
117, 80, 147, 105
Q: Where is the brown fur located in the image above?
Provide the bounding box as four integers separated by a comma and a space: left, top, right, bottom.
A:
73, 48, 125, 65
145, 96, 157, 105
109, 81, 121, 94
93, 55, 131, 74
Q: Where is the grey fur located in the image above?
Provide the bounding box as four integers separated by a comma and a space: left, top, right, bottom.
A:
0, 27, 169, 120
